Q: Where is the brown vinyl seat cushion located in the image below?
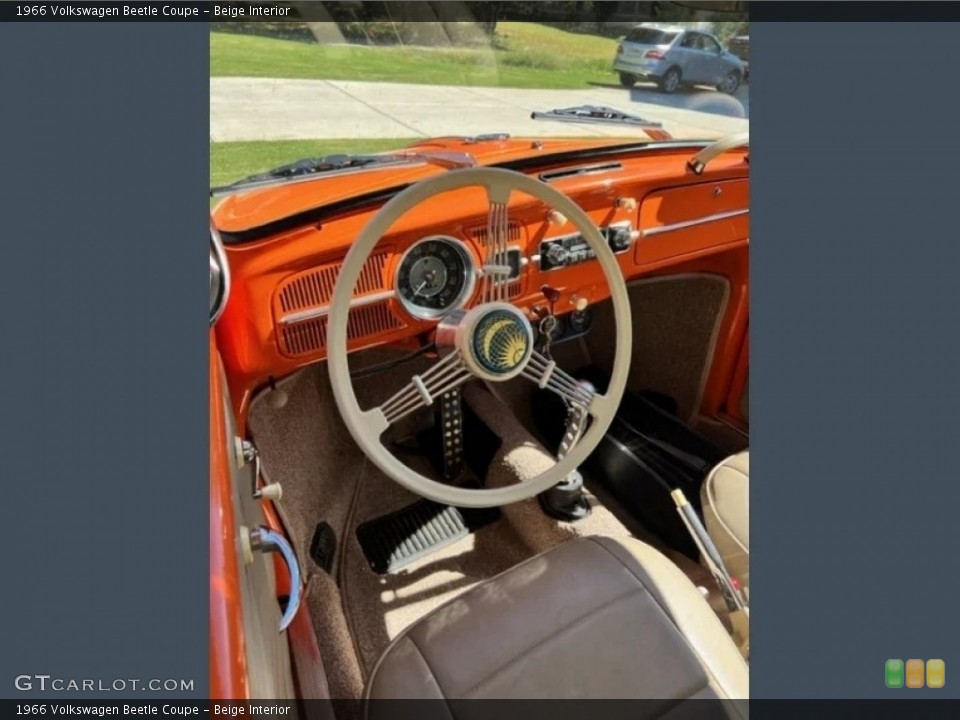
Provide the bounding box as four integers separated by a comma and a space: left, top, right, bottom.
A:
365, 535, 748, 704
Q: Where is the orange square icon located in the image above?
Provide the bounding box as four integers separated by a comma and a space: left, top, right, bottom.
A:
927, 659, 945, 688
905, 659, 925, 688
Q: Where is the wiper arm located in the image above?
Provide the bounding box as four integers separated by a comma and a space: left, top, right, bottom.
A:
530, 105, 673, 141
246, 154, 396, 181
210, 151, 476, 198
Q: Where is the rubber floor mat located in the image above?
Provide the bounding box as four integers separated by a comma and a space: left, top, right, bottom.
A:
356, 499, 501, 574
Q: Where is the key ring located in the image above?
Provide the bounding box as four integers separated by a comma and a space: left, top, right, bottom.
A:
538, 314, 557, 358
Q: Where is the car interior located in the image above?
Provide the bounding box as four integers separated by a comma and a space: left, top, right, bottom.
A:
210, 126, 750, 709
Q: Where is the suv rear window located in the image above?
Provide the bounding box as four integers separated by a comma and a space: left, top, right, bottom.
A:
625, 28, 678, 45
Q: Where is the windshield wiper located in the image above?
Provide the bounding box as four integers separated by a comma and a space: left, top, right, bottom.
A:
210, 151, 476, 197
530, 105, 673, 141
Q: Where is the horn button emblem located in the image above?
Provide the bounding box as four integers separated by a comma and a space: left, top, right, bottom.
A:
469, 308, 533, 378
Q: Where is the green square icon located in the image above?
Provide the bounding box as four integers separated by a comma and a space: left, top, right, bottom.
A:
886, 659, 904, 688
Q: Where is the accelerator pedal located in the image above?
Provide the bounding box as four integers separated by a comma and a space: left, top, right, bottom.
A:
357, 499, 500, 574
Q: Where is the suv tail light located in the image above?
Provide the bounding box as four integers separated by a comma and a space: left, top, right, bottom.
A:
645, 49, 665, 60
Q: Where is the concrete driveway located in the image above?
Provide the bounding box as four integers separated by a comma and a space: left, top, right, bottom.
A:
210, 77, 748, 142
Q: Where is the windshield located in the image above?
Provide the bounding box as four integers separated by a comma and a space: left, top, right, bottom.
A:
210, 4, 749, 190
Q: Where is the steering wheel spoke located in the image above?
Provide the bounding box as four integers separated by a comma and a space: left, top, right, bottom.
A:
483, 181, 512, 207
521, 350, 598, 413
479, 186, 514, 305
376, 349, 474, 426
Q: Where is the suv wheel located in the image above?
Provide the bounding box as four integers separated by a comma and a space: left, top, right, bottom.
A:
658, 67, 681, 94
718, 70, 741, 94
618, 72, 637, 88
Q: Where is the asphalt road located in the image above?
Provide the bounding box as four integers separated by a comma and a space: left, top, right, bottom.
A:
210, 77, 749, 142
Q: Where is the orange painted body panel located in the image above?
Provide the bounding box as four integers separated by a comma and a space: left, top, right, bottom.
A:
639, 179, 749, 227
214, 137, 653, 234
213, 142, 749, 421
209, 331, 249, 701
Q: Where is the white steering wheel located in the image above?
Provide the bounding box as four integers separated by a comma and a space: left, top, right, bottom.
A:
328, 167, 632, 508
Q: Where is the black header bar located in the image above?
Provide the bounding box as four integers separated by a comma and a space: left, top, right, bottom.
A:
4, 1, 960, 24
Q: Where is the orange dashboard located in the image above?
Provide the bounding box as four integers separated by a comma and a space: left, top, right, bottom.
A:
214, 145, 749, 402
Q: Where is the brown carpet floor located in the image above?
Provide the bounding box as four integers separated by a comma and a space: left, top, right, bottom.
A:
248, 361, 539, 691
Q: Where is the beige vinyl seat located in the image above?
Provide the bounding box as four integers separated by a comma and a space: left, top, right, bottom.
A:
701, 451, 750, 591
365, 535, 748, 705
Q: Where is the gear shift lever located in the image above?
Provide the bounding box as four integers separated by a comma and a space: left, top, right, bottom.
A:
539, 380, 594, 521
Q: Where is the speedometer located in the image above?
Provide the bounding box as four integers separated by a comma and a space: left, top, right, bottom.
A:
396, 236, 475, 320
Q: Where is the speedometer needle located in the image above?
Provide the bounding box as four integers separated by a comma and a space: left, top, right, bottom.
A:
414, 281, 428, 296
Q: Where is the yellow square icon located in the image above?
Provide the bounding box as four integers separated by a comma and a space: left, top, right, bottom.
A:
926, 659, 945, 688
906, 659, 925, 688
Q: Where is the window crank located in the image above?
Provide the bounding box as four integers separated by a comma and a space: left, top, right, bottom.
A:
234, 438, 282, 501
240, 525, 301, 633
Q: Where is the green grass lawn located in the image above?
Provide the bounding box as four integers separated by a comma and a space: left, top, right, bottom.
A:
211, 23, 619, 89
210, 138, 417, 189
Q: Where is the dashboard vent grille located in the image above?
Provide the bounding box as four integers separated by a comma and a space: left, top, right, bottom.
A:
279, 301, 403, 357
280, 318, 327, 357
344, 302, 403, 341
278, 253, 387, 313
471, 222, 522, 247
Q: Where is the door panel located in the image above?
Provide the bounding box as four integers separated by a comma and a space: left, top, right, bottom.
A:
698, 34, 724, 84
210, 331, 296, 700
674, 35, 701, 81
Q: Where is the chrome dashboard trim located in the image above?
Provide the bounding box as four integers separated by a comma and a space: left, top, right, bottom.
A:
641, 208, 749, 237
210, 223, 231, 326
539, 162, 623, 182
280, 290, 396, 325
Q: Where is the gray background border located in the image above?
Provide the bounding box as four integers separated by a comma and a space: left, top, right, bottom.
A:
0, 23, 209, 698
752, 22, 960, 697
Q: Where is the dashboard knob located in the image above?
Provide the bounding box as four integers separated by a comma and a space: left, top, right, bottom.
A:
540, 285, 562, 305
571, 295, 589, 312
607, 226, 633, 252
547, 210, 567, 227
616, 197, 638, 212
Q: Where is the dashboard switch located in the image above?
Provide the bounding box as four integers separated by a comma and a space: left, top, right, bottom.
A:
616, 197, 638, 212
547, 209, 567, 227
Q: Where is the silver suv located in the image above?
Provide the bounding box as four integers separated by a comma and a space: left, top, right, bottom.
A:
613, 25, 744, 94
